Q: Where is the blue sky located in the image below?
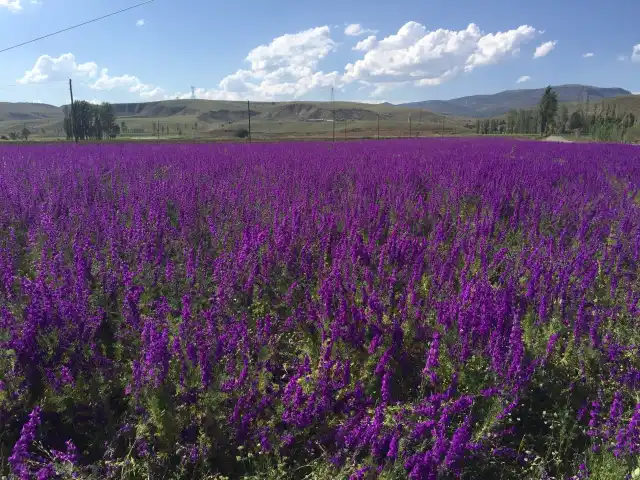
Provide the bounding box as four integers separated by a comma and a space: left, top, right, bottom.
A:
1, 0, 639, 105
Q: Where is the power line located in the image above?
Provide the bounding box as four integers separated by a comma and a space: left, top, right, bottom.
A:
1, 80, 79, 88
0, 0, 156, 54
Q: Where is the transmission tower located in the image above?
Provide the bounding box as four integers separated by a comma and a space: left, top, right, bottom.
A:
190, 86, 196, 100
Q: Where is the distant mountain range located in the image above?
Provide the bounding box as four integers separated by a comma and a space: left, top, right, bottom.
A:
398, 85, 633, 117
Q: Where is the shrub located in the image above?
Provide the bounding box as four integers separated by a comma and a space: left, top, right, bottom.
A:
624, 124, 640, 144
234, 128, 250, 138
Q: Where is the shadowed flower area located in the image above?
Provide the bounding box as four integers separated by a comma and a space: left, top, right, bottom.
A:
0, 139, 639, 479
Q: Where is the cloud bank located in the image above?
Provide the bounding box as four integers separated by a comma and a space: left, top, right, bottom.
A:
17, 21, 545, 101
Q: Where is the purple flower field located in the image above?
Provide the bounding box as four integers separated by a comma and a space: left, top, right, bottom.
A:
0, 139, 639, 479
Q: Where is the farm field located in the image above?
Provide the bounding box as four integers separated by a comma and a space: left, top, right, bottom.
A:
1, 139, 640, 479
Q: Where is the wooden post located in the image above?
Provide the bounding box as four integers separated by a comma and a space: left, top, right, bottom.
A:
332, 109, 335, 142
344, 119, 347, 140
377, 113, 380, 140
409, 113, 412, 138
247, 100, 251, 143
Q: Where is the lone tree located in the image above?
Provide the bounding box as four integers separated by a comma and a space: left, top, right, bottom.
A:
539, 86, 558, 135
109, 124, 121, 139
569, 110, 584, 131
21, 127, 31, 141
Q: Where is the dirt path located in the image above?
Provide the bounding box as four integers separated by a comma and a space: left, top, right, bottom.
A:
542, 135, 573, 143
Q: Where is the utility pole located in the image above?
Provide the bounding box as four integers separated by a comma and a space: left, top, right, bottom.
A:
409, 113, 412, 138
68, 79, 77, 143
331, 87, 335, 142
344, 119, 347, 140
377, 113, 380, 140
441, 117, 445, 137
247, 100, 251, 143
332, 114, 336, 142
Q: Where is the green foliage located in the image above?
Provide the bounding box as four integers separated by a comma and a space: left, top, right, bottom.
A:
539, 86, 559, 135
481, 109, 540, 135
557, 105, 569, 134
234, 128, 250, 139
588, 107, 636, 142
586, 451, 637, 480
624, 123, 640, 143
569, 110, 584, 131
66, 101, 119, 141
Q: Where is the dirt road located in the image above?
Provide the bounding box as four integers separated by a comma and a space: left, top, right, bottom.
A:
542, 135, 573, 143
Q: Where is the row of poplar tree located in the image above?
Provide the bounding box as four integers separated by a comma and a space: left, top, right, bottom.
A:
62, 101, 121, 141
475, 86, 636, 141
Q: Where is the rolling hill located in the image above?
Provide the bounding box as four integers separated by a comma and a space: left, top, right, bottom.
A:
0, 99, 472, 140
2, 86, 637, 140
399, 85, 632, 117
0, 102, 65, 122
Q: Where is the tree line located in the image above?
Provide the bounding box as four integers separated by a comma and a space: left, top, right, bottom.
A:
476, 86, 637, 141
1, 126, 32, 141
63, 101, 120, 141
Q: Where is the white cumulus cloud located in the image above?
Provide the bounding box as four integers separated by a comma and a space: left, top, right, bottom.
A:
0, 0, 22, 11
179, 26, 340, 101
90, 68, 165, 100
516, 75, 531, 84
139, 87, 166, 100
582, 52, 594, 58
91, 69, 143, 90
353, 35, 377, 51
136, 19, 145, 27
17, 53, 98, 84
632, 44, 640, 63
343, 22, 538, 95
533, 40, 556, 58
344, 23, 377, 37
18, 53, 166, 100
16, 22, 552, 103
